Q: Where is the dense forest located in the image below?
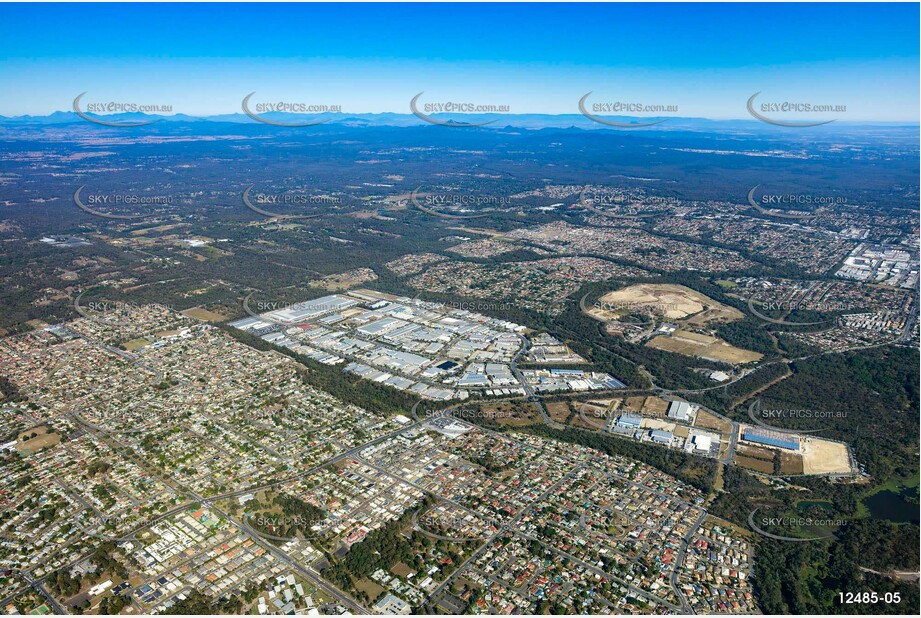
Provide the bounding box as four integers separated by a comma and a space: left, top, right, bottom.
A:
748, 346, 918, 480
711, 465, 920, 615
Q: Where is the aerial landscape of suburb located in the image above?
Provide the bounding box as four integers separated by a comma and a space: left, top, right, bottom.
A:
0, 1, 918, 616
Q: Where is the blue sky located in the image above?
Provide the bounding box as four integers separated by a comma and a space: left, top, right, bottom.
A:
0, 2, 918, 120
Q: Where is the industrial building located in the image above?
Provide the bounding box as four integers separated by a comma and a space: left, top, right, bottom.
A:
616, 414, 643, 429
650, 429, 673, 445
742, 428, 800, 451
692, 434, 712, 451
265, 294, 358, 324
667, 400, 694, 422
234, 291, 527, 401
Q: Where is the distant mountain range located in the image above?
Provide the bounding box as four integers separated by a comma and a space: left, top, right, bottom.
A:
1, 110, 916, 133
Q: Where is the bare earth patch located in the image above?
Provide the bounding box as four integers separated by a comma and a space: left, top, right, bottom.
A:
801, 437, 852, 475
545, 401, 572, 423
182, 307, 227, 321
734, 455, 774, 474
694, 409, 733, 434
647, 329, 762, 364
16, 426, 61, 453
592, 283, 742, 324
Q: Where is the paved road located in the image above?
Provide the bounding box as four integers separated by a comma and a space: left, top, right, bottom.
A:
0, 572, 69, 616
17, 404, 467, 614
508, 335, 570, 429
24, 286, 915, 614
670, 509, 709, 614
422, 460, 689, 613
429, 463, 587, 598
226, 510, 368, 614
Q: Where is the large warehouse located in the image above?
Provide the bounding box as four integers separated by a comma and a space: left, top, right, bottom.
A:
742, 428, 800, 451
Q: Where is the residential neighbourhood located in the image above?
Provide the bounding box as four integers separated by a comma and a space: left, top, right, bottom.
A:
0, 305, 756, 615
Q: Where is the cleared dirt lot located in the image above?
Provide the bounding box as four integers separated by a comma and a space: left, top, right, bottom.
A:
779, 451, 805, 475
545, 401, 573, 424
647, 329, 762, 364
734, 435, 850, 476
642, 396, 669, 416
736, 443, 775, 461
575, 401, 608, 420
571, 402, 607, 430
694, 409, 733, 434
642, 418, 677, 432
483, 402, 542, 427
122, 337, 151, 350
734, 455, 774, 474
182, 307, 228, 321
309, 268, 378, 291
354, 578, 385, 599
623, 395, 648, 411
801, 437, 852, 474
592, 283, 743, 324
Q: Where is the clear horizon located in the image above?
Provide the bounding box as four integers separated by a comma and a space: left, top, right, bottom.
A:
6, 108, 921, 125
0, 2, 918, 121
